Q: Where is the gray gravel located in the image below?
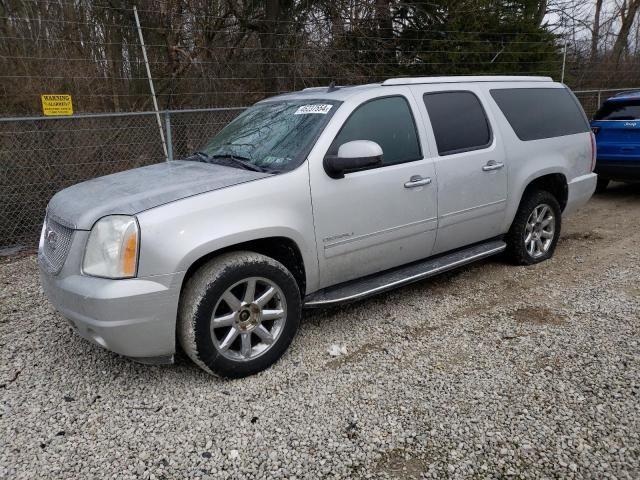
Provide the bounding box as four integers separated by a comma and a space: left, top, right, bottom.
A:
1, 183, 639, 479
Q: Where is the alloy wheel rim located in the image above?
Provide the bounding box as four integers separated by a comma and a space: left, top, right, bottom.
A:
524, 203, 555, 259
210, 277, 286, 361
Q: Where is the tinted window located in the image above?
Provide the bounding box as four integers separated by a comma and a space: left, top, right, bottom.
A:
331, 96, 421, 166
594, 99, 640, 120
423, 91, 492, 155
490, 88, 589, 141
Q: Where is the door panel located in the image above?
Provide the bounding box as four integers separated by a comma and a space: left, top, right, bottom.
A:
311, 161, 437, 288
431, 146, 507, 253
411, 86, 508, 254
308, 90, 438, 289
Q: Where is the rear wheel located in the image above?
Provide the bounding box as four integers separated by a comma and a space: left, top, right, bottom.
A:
506, 190, 562, 265
178, 251, 301, 378
595, 176, 609, 194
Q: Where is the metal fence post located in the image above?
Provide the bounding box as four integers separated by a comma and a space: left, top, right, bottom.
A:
165, 111, 173, 162
134, 5, 168, 161
561, 37, 567, 83
597, 90, 601, 108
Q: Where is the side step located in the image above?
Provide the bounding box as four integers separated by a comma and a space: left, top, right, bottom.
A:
304, 240, 506, 308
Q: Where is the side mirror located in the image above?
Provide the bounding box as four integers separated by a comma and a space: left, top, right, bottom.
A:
323, 140, 383, 179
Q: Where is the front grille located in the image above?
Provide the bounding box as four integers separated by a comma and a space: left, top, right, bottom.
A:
40, 216, 74, 275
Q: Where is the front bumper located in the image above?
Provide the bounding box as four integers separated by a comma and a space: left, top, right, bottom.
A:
40, 262, 182, 362
563, 173, 597, 216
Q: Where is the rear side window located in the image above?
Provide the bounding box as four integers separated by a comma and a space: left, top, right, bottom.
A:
331, 96, 421, 166
594, 100, 640, 120
423, 91, 492, 155
490, 88, 589, 141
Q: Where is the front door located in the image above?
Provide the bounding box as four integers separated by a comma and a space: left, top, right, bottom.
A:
411, 87, 508, 254
308, 91, 438, 289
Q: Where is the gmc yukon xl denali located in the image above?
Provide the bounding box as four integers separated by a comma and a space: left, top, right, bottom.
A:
39, 76, 597, 377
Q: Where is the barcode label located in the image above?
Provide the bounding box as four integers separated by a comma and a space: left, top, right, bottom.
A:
294, 104, 333, 115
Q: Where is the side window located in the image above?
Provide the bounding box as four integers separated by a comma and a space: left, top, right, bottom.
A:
330, 96, 421, 166
490, 88, 589, 140
423, 91, 492, 155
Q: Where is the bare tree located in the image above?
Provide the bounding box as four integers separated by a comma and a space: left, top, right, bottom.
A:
612, 0, 640, 62
591, 0, 604, 60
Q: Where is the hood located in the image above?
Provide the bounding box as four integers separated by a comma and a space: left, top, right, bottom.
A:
47, 160, 270, 230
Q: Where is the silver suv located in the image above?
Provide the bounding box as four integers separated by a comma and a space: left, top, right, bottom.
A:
39, 76, 597, 377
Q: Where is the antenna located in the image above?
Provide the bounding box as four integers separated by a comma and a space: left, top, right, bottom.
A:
327, 81, 339, 93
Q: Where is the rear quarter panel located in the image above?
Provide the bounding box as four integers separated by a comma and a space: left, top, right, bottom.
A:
480, 83, 593, 231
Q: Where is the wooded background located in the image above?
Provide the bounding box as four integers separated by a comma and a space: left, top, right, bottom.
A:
1, 0, 640, 249
2, 0, 639, 116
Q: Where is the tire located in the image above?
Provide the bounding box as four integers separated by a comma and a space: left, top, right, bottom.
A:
595, 176, 609, 194
505, 190, 562, 265
178, 251, 301, 378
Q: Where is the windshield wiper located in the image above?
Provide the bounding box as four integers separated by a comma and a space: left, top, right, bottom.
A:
208, 154, 267, 173
193, 151, 210, 159
182, 151, 211, 163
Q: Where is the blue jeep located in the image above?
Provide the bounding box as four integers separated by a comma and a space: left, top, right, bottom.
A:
591, 91, 640, 192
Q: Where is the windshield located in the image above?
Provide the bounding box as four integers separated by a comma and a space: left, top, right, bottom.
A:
594, 99, 640, 121
197, 100, 339, 172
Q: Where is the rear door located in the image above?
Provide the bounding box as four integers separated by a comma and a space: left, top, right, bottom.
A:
411, 86, 508, 254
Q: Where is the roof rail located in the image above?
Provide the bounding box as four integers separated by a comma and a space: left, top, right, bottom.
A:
301, 86, 329, 92
382, 75, 553, 86
301, 84, 347, 92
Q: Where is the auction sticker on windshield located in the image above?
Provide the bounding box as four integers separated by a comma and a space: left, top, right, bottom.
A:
295, 104, 332, 115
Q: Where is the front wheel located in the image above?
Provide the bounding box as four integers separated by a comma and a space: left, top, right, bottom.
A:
178, 251, 301, 378
506, 190, 562, 265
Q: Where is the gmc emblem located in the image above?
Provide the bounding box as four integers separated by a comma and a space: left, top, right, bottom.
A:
45, 228, 58, 251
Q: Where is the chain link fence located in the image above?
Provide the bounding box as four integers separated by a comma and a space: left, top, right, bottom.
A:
1, 86, 639, 251
572, 88, 639, 118
0, 108, 243, 250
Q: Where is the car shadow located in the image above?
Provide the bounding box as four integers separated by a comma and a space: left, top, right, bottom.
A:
596, 180, 640, 199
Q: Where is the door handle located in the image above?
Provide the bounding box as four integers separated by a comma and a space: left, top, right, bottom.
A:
482, 160, 504, 172
404, 175, 432, 188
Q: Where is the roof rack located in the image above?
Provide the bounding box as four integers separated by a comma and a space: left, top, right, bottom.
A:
381, 75, 553, 86
301, 86, 329, 92
302, 84, 349, 92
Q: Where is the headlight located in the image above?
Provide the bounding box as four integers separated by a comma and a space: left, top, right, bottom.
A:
83, 215, 139, 278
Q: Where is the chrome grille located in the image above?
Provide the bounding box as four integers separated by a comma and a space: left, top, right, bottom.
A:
40, 216, 74, 275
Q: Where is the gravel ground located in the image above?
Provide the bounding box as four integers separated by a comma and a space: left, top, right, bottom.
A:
1, 183, 639, 479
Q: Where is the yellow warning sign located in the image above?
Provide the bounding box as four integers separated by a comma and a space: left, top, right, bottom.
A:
41, 94, 73, 116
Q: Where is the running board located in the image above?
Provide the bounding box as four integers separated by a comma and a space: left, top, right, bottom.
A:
304, 240, 506, 308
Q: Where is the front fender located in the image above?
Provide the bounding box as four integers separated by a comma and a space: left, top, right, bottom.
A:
135, 167, 319, 293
